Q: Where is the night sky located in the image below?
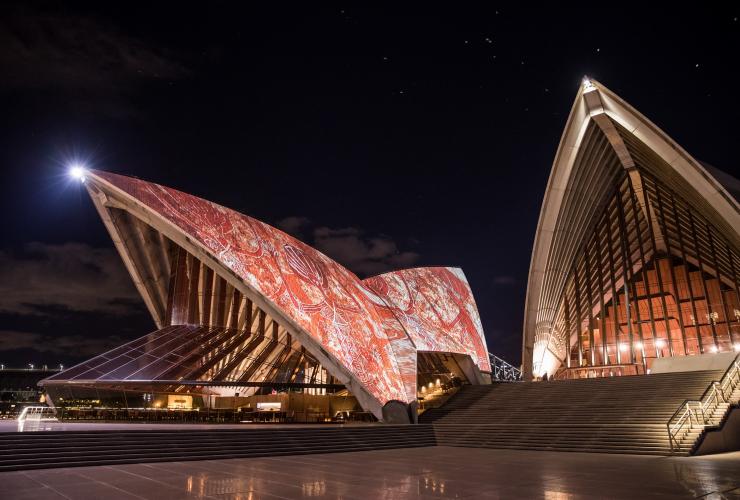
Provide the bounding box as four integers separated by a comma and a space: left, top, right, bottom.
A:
1, 4, 738, 370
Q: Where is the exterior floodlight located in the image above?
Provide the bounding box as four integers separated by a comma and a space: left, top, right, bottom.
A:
710, 345, 719, 353
582, 76, 596, 92
734, 343, 740, 353
69, 165, 87, 182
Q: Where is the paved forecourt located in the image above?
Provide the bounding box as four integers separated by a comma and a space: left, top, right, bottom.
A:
2, 446, 740, 499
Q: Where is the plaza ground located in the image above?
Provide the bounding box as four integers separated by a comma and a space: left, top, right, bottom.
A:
2, 446, 739, 499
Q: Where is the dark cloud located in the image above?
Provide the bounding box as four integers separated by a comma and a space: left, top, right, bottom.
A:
277, 217, 420, 277
0, 243, 152, 366
0, 330, 127, 359
0, 242, 141, 316
276, 216, 312, 239
313, 226, 419, 276
0, 6, 188, 117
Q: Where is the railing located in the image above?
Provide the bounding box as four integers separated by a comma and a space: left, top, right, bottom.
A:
488, 353, 522, 382
667, 354, 740, 453
16, 406, 58, 432
17, 406, 57, 422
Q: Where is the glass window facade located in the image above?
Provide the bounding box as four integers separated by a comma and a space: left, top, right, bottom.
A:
537, 169, 739, 378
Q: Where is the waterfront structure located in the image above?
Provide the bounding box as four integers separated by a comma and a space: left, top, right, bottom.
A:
41, 171, 490, 422
523, 79, 740, 380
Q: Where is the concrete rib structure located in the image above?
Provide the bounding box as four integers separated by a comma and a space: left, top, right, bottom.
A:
41, 171, 490, 421
523, 79, 740, 380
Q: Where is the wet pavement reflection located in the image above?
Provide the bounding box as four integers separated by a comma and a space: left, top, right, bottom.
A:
3, 446, 739, 498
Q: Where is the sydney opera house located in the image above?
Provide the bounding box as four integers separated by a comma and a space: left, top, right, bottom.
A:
523, 79, 740, 381
40, 78, 739, 426
40, 170, 491, 423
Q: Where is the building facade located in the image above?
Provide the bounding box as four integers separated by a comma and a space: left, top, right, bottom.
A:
41, 171, 491, 422
523, 79, 740, 380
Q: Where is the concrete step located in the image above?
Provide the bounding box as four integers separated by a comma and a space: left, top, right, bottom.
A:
0, 441, 436, 473
421, 370, 724, 456
0, 425, 437, 472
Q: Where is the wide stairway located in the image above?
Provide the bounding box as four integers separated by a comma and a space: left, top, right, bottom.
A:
420, 371, 722, 456
0, 424, 435, 472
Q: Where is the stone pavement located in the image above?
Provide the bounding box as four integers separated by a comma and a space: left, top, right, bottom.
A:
2, 446, 739, 499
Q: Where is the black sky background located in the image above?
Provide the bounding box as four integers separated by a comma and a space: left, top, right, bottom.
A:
0, 3, 738, 369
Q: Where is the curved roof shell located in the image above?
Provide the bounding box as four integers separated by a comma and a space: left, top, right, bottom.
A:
523, 79, 740, 379
77, 171, 489, 417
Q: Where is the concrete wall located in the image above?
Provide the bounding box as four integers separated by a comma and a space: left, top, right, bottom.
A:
453, 353, 490, 385
650, 352, 736, 374
695, 406, 740, 455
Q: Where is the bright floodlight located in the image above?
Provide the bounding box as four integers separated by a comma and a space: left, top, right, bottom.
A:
582, 76, 596, 92
69, 164, 86, 181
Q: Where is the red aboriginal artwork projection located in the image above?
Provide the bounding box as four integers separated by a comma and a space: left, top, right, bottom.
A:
92, 170, 489, 406
364, 268, 491, 373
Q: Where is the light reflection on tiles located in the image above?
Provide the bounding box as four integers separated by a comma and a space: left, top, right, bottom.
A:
4, 446, 740, 499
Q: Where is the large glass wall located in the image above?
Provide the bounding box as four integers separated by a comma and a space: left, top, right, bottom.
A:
542, 170, 739, 379
44, 384, 368, 423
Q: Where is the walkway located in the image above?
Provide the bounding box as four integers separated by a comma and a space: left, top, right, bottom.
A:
2, 446, 739, 498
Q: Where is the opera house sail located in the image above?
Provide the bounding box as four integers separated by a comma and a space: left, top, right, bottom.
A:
523, 79, 740, 381
40, 171, 491, 422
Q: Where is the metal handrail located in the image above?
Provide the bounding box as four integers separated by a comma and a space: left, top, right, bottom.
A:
667, 354, 740, 453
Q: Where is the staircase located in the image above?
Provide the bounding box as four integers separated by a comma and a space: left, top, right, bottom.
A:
667, 355, 740, 454
4, 368, 737, 472
0, 424, 435, 472
420, 371, 722, 456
